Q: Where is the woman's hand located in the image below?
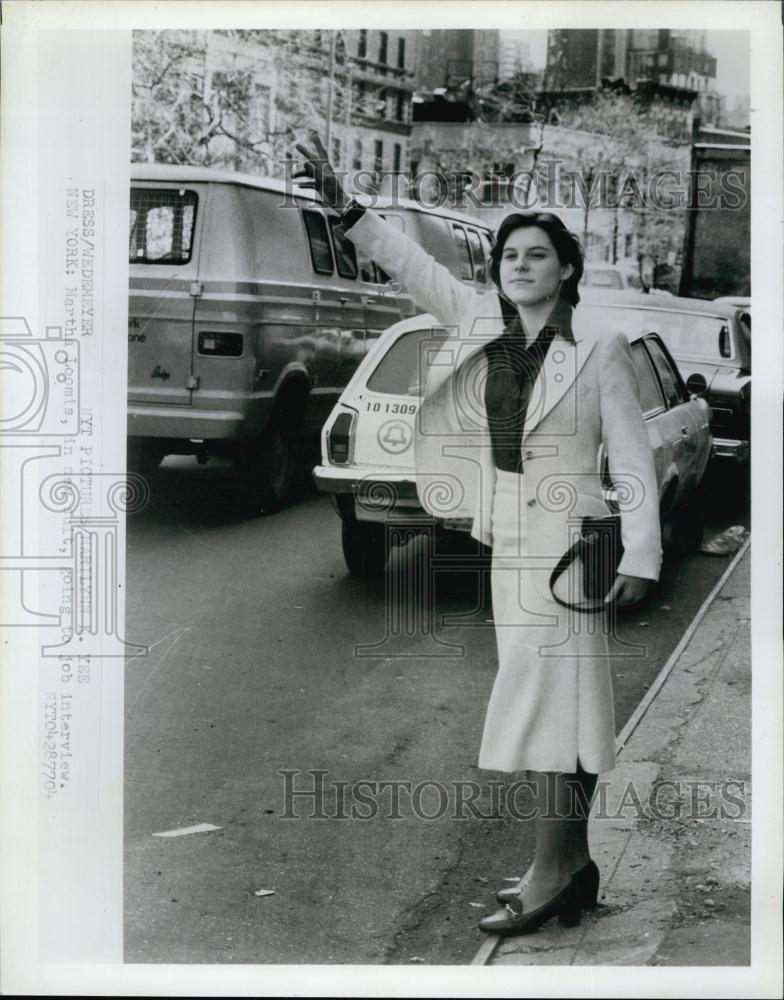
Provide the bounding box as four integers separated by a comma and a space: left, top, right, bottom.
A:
604, 574, 649, 606
293, 132, 348, 212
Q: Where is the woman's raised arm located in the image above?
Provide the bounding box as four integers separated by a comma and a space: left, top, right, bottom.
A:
294, 133, 478, 329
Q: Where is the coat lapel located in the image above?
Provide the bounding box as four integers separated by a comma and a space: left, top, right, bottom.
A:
522, 298, 599, 440
421, 291, 600, 439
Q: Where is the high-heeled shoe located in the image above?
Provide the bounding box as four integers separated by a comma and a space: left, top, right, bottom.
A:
496, 860, 600, 909
479, 878, 581, 936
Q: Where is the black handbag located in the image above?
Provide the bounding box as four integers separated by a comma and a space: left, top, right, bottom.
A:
549, 515, 623, 613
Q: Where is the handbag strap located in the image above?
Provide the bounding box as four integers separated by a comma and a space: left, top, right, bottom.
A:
548, 536, 608, 614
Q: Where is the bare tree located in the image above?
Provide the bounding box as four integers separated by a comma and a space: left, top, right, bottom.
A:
131, 30, 337, 176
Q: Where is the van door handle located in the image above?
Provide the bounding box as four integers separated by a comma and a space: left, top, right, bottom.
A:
339, 296, 348, 305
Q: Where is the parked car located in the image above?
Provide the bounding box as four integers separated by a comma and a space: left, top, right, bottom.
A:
581, 290, 751, 463
127, 164, 493, 508
583, 263, 673, 296
314, 304, 713, 578
583, 262, 645, 292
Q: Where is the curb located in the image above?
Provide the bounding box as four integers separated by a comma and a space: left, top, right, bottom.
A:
471, 536, 752, 967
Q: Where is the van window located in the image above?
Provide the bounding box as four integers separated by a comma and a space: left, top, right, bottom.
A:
630, 342, 665, 414
328, 216, 358, 279
375, 214, 405, 283
302, 209, 334, 274
129, 188, 197, 264
466, 229, 486, 282
367, 327, 450, 396
451, 225, 473, 280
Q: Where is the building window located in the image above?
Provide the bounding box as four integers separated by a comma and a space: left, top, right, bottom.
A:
332, 137, 342, 167
624, 233, 633, 257
397, 37, 406, 69
379, 31, 388, 65
358, 29, 367, 59
374, 139, 384, 174
393, 143, 401, 173
353, 138, 362, 170
395, 91, 406, 122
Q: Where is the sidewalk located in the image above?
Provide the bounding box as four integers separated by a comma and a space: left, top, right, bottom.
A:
477, 540, 751, 967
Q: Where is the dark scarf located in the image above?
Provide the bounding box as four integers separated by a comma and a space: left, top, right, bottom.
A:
483, 294, 573, 473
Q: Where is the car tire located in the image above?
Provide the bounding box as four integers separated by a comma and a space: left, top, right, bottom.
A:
234, 429, 295, 514
127, 440, 165, 476
341, 517, 389, 579
669, 479, 707, 554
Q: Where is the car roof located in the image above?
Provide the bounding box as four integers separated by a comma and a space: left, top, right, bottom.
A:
131, 163, 321, 200
371, 290, 742, 359
371, 305, 658, 346
130, 163, 490, 228
580, 287, 742, 319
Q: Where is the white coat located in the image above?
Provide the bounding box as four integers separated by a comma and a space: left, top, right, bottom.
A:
344, 210, 663, 773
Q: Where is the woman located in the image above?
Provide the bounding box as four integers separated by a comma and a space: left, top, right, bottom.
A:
295, 136, 662, 935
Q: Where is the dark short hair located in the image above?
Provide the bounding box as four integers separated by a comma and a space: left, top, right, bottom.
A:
489, 212, 585, 306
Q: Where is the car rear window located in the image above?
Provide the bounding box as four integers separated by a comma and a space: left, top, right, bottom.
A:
655, 313, 734, 361
584, 268, 623, 290
366, 327, 450, 396
129, 188, 197, 264
584, 304, 735, 363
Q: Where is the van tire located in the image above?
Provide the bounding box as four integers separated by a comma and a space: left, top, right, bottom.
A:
235, 429, 295, 513
127, 440, 165, 476
342, 518, 389, 579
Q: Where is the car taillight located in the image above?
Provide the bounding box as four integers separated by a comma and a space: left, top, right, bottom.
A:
328, 412, 355, 465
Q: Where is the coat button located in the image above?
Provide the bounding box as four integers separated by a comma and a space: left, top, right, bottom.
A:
525, 450, 534, 460
527, 498, 536, 507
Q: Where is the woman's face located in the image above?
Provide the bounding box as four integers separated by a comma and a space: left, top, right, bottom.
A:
497, 226, 574, 308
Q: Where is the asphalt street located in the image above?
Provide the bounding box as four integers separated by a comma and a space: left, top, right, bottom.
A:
124, 454, 749, 965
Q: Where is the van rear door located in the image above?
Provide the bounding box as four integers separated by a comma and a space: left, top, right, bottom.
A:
128, 183, 205, 408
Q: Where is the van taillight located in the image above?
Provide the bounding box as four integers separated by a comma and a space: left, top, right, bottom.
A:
198, 332, 243, 356
328, 412, 355, 464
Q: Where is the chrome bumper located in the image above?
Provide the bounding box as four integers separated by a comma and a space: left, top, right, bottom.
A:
711, 438, 750, 461
312, 464, 472, 528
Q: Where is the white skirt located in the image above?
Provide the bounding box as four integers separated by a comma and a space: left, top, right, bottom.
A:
477, 469, 617, 775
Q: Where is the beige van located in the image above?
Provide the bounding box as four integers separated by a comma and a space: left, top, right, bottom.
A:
128, 164, 493, 508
